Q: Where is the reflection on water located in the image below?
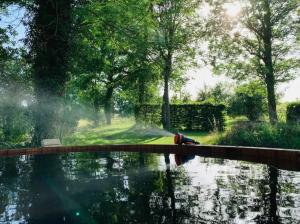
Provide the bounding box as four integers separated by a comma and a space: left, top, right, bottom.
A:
0, 152, 300, 224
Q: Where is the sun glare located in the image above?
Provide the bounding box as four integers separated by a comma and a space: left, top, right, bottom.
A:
197, 2, 211, 18
223, 2, 241, 17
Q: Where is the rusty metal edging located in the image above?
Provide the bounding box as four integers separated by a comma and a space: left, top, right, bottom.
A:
0, 144, 299, 171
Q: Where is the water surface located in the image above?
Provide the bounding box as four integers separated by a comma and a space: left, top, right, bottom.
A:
0, 152, 299, 223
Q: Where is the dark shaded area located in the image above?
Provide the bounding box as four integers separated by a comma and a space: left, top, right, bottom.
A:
28, 0, 73, 145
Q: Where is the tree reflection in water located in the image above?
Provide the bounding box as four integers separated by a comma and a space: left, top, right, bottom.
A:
28, 155, 95, 224
0, 152, 299, 223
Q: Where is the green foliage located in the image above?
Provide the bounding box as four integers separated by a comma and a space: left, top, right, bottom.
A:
135, 104, 226, 131
69, 0, 160, 125
0, 57, 33, 147
152, 0, 201, 129
206, 0, 299, 83
53, 100, 81, 140
217, 122, 300, 149
197, 82, 233, 104
171, 91, 192, 104
0, 7, 15, 65
205, 0, 300, 123
0, 104, 32, 147
277, 103, 288, 122
228, 81, 267, 121
287, 102, 300, 124
135, 104, 162, 127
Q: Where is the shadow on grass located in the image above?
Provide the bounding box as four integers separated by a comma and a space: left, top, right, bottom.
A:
102, 127, 167, 144
64, 124, 168, 145
63, 118, 222, 145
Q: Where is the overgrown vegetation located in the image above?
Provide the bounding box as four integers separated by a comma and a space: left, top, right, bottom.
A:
217, 122, 300, 149
228, 81, 267, 121
287, 102, 300, 124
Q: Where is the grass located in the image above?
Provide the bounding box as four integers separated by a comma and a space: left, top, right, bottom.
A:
63, 117, 221, 146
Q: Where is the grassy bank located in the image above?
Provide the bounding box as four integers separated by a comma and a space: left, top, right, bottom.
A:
63, 117, 220, 145
216, 122, 300, 149
63, 117, 300, 150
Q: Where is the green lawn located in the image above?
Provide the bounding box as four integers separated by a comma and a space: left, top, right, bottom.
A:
63, 117, 221, 146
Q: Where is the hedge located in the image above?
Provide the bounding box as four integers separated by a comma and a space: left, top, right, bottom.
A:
135, 104, 226, 131
287, 102, 300, 124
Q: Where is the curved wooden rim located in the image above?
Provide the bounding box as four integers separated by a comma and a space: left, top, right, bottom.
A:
0, 144, 299, 171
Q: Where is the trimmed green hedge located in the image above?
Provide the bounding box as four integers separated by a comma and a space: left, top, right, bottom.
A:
287, 102, 300, 124
135, 104, 226, 131
134, 104, 162, 127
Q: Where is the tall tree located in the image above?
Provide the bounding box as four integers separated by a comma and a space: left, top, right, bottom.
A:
70, 0, 157, 125
0, 5, 11, 65
151, 0, 200, 130
206, 0, 300, 124
28, 0, 73, 145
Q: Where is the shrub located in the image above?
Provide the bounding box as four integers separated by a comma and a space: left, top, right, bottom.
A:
228, 81, 267, 121
0, 104, 33, 147
287, 102, 300, 124
217, 122, 300, 149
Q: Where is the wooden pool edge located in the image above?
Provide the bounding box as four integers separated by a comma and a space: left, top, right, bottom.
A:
0, 144, 299, 171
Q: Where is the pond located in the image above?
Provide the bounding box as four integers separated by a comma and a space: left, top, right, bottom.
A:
0, 152, 299, 224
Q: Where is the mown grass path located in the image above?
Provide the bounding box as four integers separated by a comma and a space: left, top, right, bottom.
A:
63, 118, 219, 146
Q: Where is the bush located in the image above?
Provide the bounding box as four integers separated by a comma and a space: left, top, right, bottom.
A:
217, 122, 300, 149
228, 81, 267, 121
287, 102, 300, 124
0, 104, 33, 147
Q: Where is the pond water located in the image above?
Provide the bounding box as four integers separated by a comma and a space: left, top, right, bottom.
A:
0, 152, 299, 224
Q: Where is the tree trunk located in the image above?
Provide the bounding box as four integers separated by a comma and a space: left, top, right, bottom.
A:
30, 0, 73, 146
104, 86, 113, 125
263, 0, 278, 124
268, 166, 279, 224
162, 55, 172, 130
164, 153, 176, 224
138, 75, 146, 105
266, 76, 278, 124
2, 107, 13, 142
32, 96, 61, 146
93, 101, 100, 127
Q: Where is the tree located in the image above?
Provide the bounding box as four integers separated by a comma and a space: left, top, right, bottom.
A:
151, 0, 200, 130
27, 0, 74, 145
0, 5, 33, 146
0, 6, 11, 65
0, 56, 32, 145
206, 0, 300, 124
197, 82, 232, 104
70, 0, 158, 125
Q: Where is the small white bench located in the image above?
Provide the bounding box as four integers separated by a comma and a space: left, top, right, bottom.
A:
41, 139, 61, 147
